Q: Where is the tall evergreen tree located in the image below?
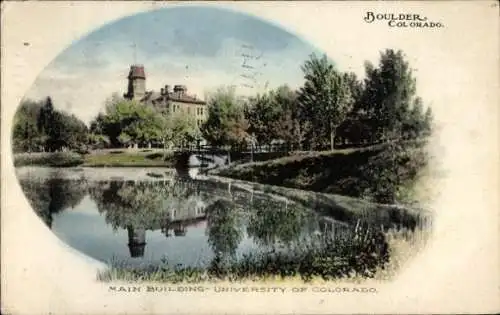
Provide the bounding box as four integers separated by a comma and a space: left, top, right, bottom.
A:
359, 49, 417, 141
37, 97, 54, 138
422, 106, 433, 136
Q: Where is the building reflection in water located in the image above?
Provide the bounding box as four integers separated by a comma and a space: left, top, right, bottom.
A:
162, 200, 206, 238
127, 226, 146, 258
128, 201, 207, 258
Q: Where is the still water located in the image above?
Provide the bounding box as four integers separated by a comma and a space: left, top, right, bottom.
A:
15, 167, 420, 269
16, 167, 353, 268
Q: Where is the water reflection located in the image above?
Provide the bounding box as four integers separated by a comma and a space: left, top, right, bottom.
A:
19, 176, 89, 228
206, 199, 244, 264
16, 167, 412, 271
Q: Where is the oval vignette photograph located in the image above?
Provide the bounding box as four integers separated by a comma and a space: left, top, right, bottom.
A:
12, 5, 435, 284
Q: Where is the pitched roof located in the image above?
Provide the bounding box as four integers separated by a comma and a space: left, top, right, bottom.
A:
169, 92, 206, 105
142, 91, 206, 105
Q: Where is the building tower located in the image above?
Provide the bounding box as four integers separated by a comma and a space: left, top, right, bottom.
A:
124, 64, 146, 101
127, 226, 146, 258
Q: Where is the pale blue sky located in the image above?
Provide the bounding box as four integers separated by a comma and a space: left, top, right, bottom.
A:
26, 6, 325, 123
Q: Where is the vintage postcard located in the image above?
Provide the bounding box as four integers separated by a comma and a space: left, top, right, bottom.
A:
1, 1, 499, 314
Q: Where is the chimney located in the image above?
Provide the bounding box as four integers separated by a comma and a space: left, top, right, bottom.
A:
174, 85, 187, 95
165, 85, 171, 94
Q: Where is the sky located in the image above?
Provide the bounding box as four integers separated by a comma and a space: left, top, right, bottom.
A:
24, 6, 325, 124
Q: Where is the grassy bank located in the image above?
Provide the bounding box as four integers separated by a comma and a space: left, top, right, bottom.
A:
211, 141, 430, 205
209, 175, 430, 230
97, 225, 431, 283
14, 152, 84, 167
82, 149, 175, 167
13, 149, 177, 168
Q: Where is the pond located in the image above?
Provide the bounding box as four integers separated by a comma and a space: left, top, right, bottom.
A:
15, 166, 426, 279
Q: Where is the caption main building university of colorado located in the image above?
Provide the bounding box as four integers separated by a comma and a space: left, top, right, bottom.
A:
123, 64, 208, 128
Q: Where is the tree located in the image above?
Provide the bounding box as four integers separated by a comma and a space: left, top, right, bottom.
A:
100, 99, 139, 146
92, 98, 165, 148
201, 86, 249, 148
422, 106, 433, 136
161, 112, 198, 149
13, 97, 89, 152
88, 133, 110, 149
405, 97, 424, 139
344, 72, 364, 111
359, 49, 418, 141
118, 132, 132, 147
269, 85, 303, 150
37, 97, 54, 137
298, 54, 354, 150
12, 99, 44, 152
245, 93, 277, 147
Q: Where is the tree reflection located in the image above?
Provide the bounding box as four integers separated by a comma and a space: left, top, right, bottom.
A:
205, 198, 244, 274
19, 176, 88, 227
89, 179, 207, 257
245, 197, 316, 247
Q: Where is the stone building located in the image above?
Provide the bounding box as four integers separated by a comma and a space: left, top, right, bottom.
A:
124, 64, 208, 128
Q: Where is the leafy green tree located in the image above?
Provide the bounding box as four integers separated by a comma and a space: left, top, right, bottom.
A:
298, 54, 354, 150
246, 85, 303, 150
344, 72, 364, 107
100, 99, 139, 146
89, 113, 106, 135
118, 132, 132, 147
359, 140, 429, 204
88, 133, 110, 149
12, 100, 43, 152
13, 97, 88, 152
161, 112, 198, 149
92, 98, 165, 147
245, 93, 273, 147
201, 86, 249, 148
57, 112, 89, 150
122, 106, 164, 145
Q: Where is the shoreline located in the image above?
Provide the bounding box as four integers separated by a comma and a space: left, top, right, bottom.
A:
15, 164, 430, 228
13, 150, 177, 168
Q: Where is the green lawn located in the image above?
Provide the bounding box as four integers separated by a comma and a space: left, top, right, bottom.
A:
82, 149, 176, 167
13, 149, 177, 168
